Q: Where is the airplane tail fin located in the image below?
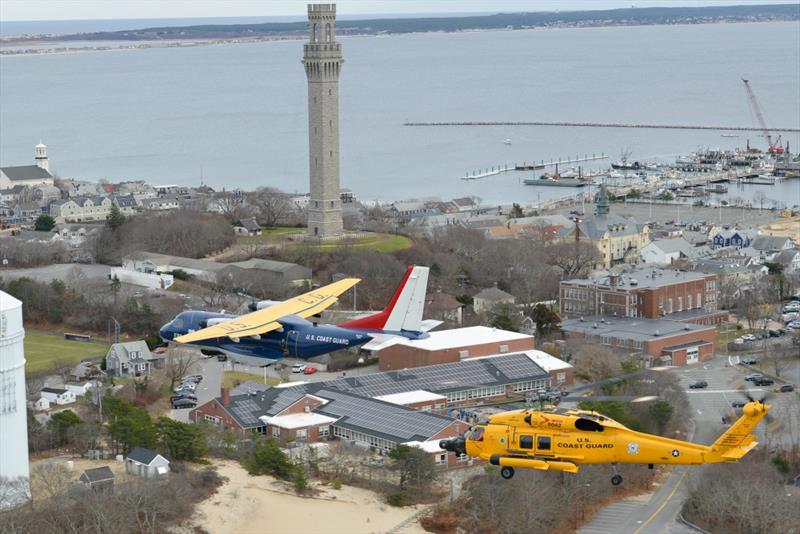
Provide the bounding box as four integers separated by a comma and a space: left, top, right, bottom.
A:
711, 401, 770, 461
339, 265, 429, 333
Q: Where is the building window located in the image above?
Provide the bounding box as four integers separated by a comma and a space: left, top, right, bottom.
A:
296, 428, 307, 440
272, 426, 281, 438
499, 344, 509, 353
435, 454, 446, 465
556, 372, 566, 384
458, 350, 469, 359
319, 425, 330, 437
204, 415, 221, 425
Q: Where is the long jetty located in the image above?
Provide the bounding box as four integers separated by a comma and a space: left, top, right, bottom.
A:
464, 153, 608, 180
405, 121, 800, 133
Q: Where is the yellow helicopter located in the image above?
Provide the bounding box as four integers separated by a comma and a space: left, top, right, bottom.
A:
440, 399, 770, 485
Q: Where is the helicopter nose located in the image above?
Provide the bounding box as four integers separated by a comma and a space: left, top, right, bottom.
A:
439, 437, 466, 456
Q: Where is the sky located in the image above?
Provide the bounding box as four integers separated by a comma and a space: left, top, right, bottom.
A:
1, 0, 798, 22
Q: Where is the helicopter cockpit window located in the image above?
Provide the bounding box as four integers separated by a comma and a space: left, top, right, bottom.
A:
470, 427, 485, 441
519, 435, 533, 449
537, 436, 551, 450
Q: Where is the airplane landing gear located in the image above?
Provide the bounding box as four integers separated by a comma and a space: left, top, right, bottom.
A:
611, 474, 623, 486
500, 466, 515, 480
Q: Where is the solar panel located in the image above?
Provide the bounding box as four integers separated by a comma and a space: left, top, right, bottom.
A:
316, 389, 449, 441
266, 389, 305, 415
230, 399, 263, 425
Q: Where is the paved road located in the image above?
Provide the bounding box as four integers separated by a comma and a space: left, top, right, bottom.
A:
579, 355, 798, 533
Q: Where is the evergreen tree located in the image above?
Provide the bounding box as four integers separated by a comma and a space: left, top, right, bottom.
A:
106, 203, 126, 230
34, 214, 56, 232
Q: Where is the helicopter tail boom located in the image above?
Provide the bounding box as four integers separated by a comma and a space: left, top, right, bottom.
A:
709, 401, 770, 462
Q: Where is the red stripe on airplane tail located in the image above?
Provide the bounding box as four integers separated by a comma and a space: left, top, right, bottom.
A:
338, 265, 415, 331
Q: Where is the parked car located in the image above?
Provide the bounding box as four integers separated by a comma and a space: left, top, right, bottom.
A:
689, 380, 708, 389
753, 377, 774, 386
779, 384, 795, 393
783, 303, 800, 313
171, 398, 197, 409
303, 367, 318, 375
217, 354, 228, 362
182, 375, 203, 384
273, 363, 287, 371
740, 357, 759, 365
742, 334, 757, 342
769, 329, 786, 338
787, 320, 800, 330
174, 383, 196, 393
733, 337, 745, 345
744, 373, 763, 382
292, 363, 307, 373
170, 393, 198, 403
731, 400, 747, 408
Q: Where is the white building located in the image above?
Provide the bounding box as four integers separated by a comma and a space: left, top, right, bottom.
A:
40, 387, 76, 405
65, 381, 94, 396
0, 291, 31, 509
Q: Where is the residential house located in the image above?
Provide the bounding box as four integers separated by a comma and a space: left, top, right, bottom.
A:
65, 381, 94, 396
40, 388, 76, 405
640, 238, 708, 265
66, 360, 99, 382
111, 194, 139, 216
78, 466, 115, 492
140, 196, 179, 211
450, 197, 479, 213
709, 227, 753, 249
234, 218, 262, 236
105, 341, 160, 376
772, 249, 800, 274
425, 291, 464, 326
49, 196, 112, 223
751, 235, 794, 254
473, 286, 515, 314
125, 448, 170, 479
62, 181, 102, 198
29, 397, 50, 411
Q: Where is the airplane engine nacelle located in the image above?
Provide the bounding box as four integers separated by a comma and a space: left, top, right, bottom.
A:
248, 300, 282, 312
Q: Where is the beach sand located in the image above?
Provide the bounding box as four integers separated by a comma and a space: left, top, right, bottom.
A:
189, 461, 429, 534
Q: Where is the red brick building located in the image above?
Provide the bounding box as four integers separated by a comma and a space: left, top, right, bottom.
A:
560, 268, 728, 326
377, 326, 535, 371
560, 315, 716, 366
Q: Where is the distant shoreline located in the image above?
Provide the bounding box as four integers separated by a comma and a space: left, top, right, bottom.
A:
2, 19, 798, 58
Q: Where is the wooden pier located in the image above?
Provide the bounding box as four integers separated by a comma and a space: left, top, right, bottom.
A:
463, 153, 608, 180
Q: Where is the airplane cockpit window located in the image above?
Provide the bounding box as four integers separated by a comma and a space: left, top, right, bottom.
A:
470, 427, 485, 441
172, 316, 185, 329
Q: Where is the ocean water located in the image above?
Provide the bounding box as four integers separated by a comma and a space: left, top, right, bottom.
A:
1, 22, 798, 205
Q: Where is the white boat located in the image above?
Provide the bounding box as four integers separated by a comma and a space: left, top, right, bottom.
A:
503, 138, 512, 145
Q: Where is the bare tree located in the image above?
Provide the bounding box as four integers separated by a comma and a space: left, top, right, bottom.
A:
545, 240, 601, 278
164, 346, 201, 391
250, 187, 292, 228
573, 344, 619, 382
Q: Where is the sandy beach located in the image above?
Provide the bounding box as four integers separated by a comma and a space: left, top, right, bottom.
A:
189, 461, 429, 534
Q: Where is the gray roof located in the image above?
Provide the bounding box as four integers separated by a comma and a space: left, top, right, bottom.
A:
133, 252, 230, 273
236, 218, 261, 232
219, 353, 549, 430
112, 194, 137, 208
41, 387, 68, 394
578, 213, 642, 240
126, 447, 164, 465
230, 380, 271, 396
752, 235, 793, 251
561, 315, 715, 342
474, 286, 514, 301
107, 341, 152, 364
80, 466, 114, 483
773, 249, 800, 266
647, 238, 694, 255
564, 268, 709, 290
1, 165, 52, 181
229, 258, 310, 276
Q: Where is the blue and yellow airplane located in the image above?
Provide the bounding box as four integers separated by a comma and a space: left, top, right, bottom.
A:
160, 265, 434, 365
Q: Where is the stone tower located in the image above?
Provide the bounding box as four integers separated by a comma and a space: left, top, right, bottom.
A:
303, 3, 343, 238
34, 142, 48, 172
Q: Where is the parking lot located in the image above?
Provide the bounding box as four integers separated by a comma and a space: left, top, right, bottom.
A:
169, 347, 223, 423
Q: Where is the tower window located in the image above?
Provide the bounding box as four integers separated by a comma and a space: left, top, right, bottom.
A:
314, 96, 317, 104
329, 89, 332, 96
314, 127, 317, 134
315, 201, 319, 208
330, 201, 334, 207
329, 151, 332, 157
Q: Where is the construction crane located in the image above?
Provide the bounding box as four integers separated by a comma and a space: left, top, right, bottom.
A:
742, 78, 784, 154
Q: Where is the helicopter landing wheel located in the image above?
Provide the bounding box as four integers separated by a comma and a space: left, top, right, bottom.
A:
611, 474, 623, 486
500, 466, 515, 480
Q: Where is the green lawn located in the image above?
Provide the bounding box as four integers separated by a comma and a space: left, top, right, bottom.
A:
223, 370, 281, 389
24, 330, 110, 374
292, 233, 413, 253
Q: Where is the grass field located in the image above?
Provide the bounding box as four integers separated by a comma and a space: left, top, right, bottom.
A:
291, 233, 413, 253
24, 330, 111, 374
223, 370, 281, 389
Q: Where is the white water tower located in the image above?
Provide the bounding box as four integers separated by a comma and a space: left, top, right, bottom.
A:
0, 291, 31, 509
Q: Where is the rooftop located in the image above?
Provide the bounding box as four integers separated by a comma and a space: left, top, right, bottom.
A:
373, 390, 447, 405
261, 412, 337, 430
561, 315, 714, 342
563, 268, 709, 290
1, 165, 52, 181
388, 326, 531, 351
126, 447, 164, 465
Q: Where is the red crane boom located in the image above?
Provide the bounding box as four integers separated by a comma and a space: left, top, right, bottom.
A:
742, 78, 784, 154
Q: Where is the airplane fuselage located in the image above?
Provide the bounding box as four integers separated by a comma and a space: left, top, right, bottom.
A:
160, 310, 372, 362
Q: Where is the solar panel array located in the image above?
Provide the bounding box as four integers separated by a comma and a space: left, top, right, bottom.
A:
323, 353, 547, 397
315, 389, 450, 441
266, 389, 306, 416
229, 399, 264, 426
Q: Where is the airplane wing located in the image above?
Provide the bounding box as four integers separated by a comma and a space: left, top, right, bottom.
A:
174, 278, 360, 343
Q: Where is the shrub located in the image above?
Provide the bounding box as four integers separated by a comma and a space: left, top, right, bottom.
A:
386, 491, 408, 507
331, 479, 342, 490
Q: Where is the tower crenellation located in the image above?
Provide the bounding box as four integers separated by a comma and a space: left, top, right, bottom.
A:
303, 3, 343, 238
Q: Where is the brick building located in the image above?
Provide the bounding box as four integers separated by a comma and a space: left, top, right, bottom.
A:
377, 326, 535, 371
560, 315, 716, 366
560, 268, 728, 326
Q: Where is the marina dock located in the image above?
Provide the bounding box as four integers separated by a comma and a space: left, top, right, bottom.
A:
463, 154, 608, 180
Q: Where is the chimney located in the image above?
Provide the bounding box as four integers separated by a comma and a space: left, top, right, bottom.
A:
221, 387, 230, 407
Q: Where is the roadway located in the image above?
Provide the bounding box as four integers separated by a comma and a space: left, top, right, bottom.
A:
579, 355, 798, 533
